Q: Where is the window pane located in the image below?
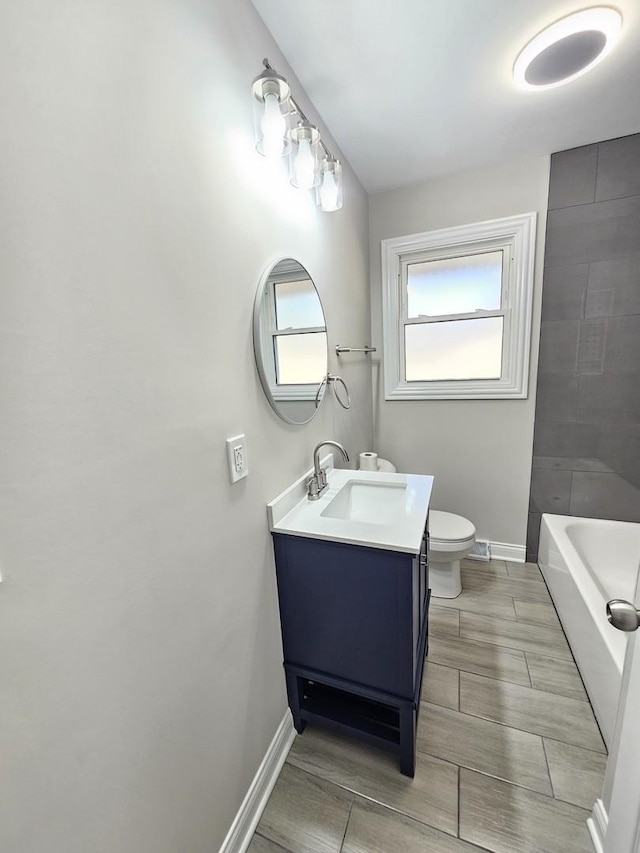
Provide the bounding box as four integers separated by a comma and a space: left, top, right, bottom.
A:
405, 317, 503, 381
275, 332, 327, 384
407, 251, 503, 318
274, 279, 325, 330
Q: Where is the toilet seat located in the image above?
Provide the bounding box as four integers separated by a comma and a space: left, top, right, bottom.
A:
429, 510, 476, 545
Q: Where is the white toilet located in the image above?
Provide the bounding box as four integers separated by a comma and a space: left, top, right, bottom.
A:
428, 510, 476, 599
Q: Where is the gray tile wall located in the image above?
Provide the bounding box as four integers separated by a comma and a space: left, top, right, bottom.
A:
528, 134, 640, 560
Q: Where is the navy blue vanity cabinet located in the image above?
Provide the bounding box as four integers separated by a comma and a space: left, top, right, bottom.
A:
272, 524, 429, 777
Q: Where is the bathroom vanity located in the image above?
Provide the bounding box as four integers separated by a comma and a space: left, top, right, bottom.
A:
268, 463, 433, 776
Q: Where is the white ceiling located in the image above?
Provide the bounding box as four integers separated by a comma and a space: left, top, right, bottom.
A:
251, 0, 640, 193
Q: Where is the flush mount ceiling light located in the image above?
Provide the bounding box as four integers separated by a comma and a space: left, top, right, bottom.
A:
513, 6, 623, 90
251, 59, 343, 212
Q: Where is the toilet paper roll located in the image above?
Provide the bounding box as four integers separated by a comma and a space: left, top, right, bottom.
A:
359, 452, 378, 472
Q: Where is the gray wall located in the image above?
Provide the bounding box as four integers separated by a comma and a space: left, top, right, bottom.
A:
0, 2, 372, 850
369, 155, 550, 549
528, 134, 640, 559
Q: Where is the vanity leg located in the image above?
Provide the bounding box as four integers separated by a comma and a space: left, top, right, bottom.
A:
285, 670, 306, 734
399, 705, 416, 777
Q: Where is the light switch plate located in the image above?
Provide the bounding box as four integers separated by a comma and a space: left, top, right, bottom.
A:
226, 434, 248, 483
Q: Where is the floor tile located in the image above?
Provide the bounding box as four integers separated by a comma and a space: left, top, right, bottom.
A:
287, 725, 459, 836
459, 768, 593, 853
423, 662, 459, 710
429, 605, 460, 637
460, 612, 572, 660
459, 671, 606, 753
256, 764, 352, 853
433, 588, 518, 621
461, 568, 552, 603
342, 798, 485, 853
417, 702, 552, 795
247, 834, 292, 853
428, 634, 531, 686
525, 652, 588, 702
544, 739, 607, 809
461, 557, 508, 577
514, 599, 562, 629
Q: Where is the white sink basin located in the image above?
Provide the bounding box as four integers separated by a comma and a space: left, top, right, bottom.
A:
267, 461, 433, 554
321, 479, 408, 524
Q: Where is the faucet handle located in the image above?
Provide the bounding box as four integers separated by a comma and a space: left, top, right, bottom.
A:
305, 475, 321, 500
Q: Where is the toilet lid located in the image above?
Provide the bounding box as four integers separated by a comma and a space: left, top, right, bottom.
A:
429, 510, 476, 543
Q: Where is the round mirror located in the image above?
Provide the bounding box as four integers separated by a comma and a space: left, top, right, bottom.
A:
253, 258, 328, 425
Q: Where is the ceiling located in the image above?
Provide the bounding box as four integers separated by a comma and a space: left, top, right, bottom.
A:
251, 0, 640, 193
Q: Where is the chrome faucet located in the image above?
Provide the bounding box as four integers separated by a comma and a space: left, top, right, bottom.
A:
307, 441, 350, 500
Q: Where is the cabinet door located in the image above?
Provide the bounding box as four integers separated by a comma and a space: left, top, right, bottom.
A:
274, 534, 416, 698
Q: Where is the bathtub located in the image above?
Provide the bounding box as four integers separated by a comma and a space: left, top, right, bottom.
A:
538, 514, 640, 748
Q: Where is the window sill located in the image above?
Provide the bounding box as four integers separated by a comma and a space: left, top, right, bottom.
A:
385, 377, 529, 400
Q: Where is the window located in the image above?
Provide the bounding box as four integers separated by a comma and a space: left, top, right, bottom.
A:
258, 261, 327, 401
381, 213, 537, 400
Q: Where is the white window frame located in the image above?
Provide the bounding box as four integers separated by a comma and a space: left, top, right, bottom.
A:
381, 213, 537, 400
258, 266, 327, 402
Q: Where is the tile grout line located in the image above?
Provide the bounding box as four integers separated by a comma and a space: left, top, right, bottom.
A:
523, 648, 533, 688
338, 800, 354, 853
456, 763, 461, 838
541, 737, 557, 801
521, 646, 589, 700
254, 831, 296, 853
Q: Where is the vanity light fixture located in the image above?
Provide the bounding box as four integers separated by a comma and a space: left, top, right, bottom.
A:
251, 65, 291, 157
290, 122, 321, 189
252, 59, 343, 211
318, 157, 343, 212
513, 6, 623, 90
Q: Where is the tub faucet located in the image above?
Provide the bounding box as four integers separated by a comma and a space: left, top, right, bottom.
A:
307, 441, 350, 500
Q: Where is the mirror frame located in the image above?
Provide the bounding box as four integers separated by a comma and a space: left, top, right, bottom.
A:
253, 257, 328, 426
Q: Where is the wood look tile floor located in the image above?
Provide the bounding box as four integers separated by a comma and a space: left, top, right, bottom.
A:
249, 559, 607, 853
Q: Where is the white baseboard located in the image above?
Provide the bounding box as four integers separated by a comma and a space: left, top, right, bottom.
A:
587, 798, 608, 853
219, 710, 296, 853
489, 541, 526, 563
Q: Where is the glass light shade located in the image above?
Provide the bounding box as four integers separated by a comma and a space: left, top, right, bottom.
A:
513, 7, 623, 90
317, 158, 343, 211
251, 71, 291, 157
289, 123, 320, 189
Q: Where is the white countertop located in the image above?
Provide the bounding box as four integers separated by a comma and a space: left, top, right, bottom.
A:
267, 460, 434, 554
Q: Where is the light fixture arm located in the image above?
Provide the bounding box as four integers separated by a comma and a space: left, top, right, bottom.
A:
261, 58, 335, 163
